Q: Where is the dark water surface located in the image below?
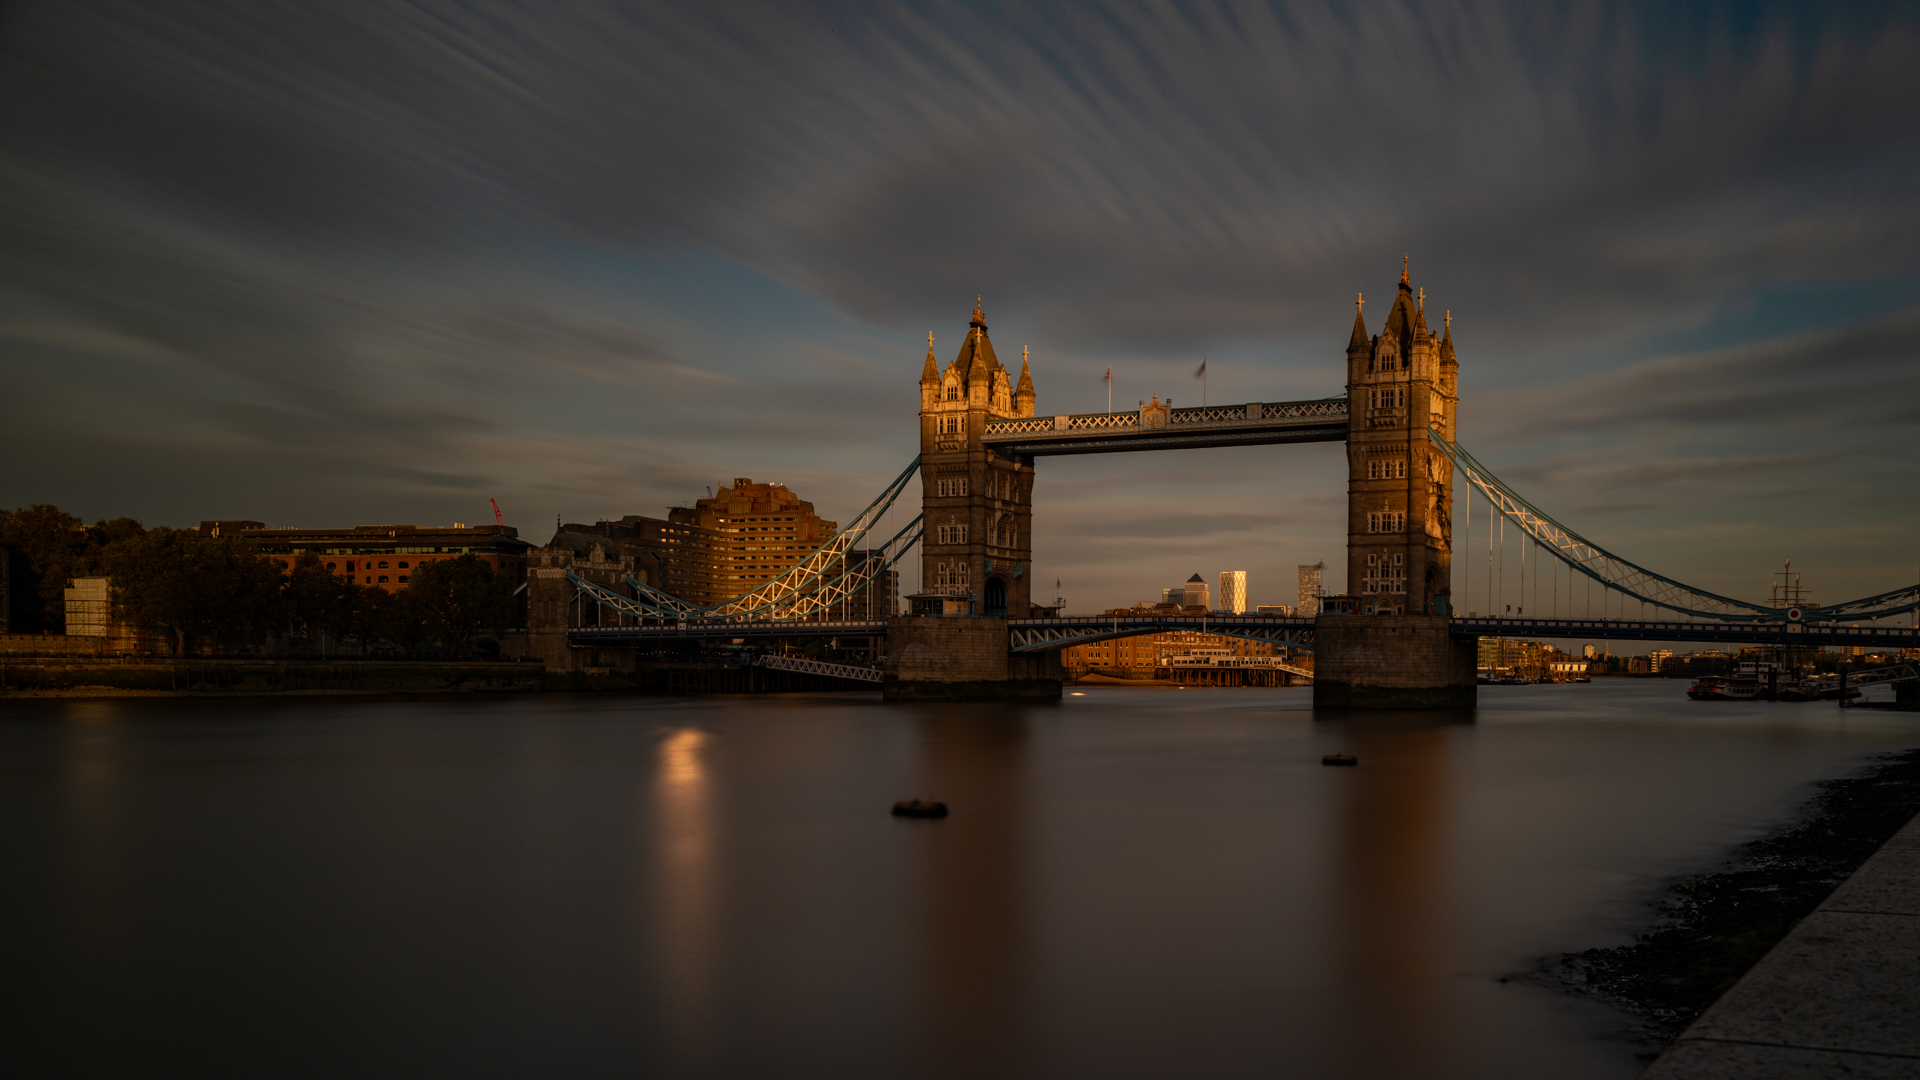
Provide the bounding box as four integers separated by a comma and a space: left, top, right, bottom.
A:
4, 682, 1917, 1078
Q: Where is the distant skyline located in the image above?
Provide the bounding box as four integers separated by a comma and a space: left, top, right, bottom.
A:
3, 1, 1917, 614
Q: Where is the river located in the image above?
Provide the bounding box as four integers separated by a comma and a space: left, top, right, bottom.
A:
4, 681, 1916, 1078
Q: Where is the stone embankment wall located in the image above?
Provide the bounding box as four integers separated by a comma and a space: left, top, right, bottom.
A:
881, 616, 1061, 700
1311, 613, 1475, 709
0, 659, 609, 697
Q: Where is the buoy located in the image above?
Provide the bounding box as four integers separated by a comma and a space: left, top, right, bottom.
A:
892, 799, 949, 818
1322, 754, 1358, 767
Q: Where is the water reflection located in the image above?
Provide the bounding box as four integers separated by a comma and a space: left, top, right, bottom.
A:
1329, 712, 1466, 1079
912, 708, 1030, 1079
653, 727, 717, 1071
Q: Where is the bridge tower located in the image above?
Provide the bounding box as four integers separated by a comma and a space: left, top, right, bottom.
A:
1315, 258, 1474, 708
1344, 258, 1457, 616
914, 299, 1038, 617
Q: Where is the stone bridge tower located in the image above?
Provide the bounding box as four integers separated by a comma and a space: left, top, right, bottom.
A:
915, 298, 1037, 617
1344, 258, 1458, 616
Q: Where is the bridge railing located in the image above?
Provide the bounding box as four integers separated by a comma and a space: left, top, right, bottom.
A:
984, 398, 1348, 441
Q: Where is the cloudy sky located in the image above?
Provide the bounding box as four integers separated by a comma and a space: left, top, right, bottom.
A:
2, 0, 1916, 614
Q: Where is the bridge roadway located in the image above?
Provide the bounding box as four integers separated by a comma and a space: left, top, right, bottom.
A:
569, 615, 1920, 652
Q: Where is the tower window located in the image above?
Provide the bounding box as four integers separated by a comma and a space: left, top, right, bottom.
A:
1367, 511, 1406, 533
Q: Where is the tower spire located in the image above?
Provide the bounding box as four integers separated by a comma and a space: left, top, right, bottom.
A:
1347, 292, 1369, 354
1400, 253, 1410, 288
920, 330, 939, 385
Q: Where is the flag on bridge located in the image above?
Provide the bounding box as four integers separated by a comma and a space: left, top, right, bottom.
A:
1193, 358, 1207, 379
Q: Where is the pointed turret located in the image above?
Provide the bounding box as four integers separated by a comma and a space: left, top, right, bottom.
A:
1016, 345, 1036, 416
1347, 293, 1369, 356
920, 331, 939, 386
1412, 286, 1429, 338
1440, 310, 1456, 366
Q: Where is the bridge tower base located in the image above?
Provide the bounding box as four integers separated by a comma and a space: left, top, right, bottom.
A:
1311, 614, 1476, 709
881, 616, 1063, 701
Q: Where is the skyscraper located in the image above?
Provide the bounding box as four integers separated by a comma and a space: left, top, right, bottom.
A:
1218, 570, 1247, 614
1182, 573, 1209, 609
1297, 562, 1323, 618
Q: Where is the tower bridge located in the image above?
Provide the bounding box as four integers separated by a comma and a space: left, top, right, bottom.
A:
537, 264, 1920, 706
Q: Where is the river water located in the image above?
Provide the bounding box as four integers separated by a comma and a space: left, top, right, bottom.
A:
4, 681, 1916, 1078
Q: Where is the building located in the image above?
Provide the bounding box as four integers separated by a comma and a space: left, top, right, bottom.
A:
1583, 643, 1597, 659
914, 299, 1037, 617
62, 577, 150, 652
552, 478, 840, 608
1477, 636, 1560, 678
1343, 260, 1458, 614
548, 517, 710, 603
1063, 622, 1291, 679
218, 523, 532, 593
1650, 648, 1674, 673
670, 478, 839, 603
1182, 573, 1209, 609
1297, 563, 1322, 618
1218, 570, 1247, 614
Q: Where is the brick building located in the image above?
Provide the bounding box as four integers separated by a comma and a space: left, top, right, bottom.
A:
551, 477, 841, 609
210, 522, 532, 593
1063, 618, 1286, 678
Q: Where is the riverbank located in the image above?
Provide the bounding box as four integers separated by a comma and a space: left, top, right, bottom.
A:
0, 658, 887, 698
1543, 747, 1920, 1052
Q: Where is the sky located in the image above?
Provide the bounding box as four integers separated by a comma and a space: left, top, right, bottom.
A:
2, 0, 1917, 616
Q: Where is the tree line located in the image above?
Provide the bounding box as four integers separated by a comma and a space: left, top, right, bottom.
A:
0, 504, 515, 657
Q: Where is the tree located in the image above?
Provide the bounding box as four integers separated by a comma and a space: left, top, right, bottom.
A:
0, 504, 92, 632
284, 552, 357, 655
101, 529, 284, 656
405, 555, 514, 658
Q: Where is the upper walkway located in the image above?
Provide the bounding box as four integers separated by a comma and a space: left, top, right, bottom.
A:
980, 398, 1347, 456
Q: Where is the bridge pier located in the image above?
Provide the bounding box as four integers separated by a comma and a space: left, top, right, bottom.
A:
881, 616, 1063, 701
1311, 614, 1475, 709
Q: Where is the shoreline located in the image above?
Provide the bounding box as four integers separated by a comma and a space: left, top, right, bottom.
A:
1540, 746, 1920, 1052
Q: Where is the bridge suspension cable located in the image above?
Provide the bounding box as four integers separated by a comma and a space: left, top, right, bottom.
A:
1429, 430, 1920, 624
570, 456, 924, 624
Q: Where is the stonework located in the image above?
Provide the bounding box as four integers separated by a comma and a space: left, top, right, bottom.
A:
1344, 258, 1457, 617
1315, 261, 1475, 708
915, 300, 1037, 618
1311, 614, 1475, 708
881, 615, 1062, 700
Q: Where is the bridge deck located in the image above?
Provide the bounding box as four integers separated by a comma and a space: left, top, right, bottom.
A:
980, 398, 1347, 456
568, 615, 1920, 652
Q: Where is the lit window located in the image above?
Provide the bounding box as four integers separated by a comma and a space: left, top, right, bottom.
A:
328, 562, 337, 570
378, 561, 389, 569
378, 576, 388, 583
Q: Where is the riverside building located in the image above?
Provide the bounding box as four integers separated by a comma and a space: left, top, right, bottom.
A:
207, 521, 532, 593
549, 478, 842, 609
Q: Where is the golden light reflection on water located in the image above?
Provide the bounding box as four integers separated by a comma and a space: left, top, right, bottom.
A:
653, 727, 716, 1069
912, 711, 1030, 1080
1332, 717, 1458, 1080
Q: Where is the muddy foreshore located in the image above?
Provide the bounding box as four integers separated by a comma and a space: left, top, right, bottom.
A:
1539, 746, 1920, 1051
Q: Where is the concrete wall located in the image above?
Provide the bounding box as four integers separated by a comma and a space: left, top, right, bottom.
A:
1311, 613, 1475, 708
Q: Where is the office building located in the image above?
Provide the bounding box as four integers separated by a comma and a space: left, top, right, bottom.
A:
214, 522, 532, 593
552, 478, 841, 608
1218, 570, 1247, 614
1297, 562, 1323, 617
1182, 573, 1208, 609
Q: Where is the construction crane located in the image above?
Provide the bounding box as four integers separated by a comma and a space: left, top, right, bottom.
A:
489, 497, 504, 527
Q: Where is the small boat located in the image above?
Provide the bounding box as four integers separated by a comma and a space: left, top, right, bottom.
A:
1322, 754, 1358, 767
892, 799, 949, 818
